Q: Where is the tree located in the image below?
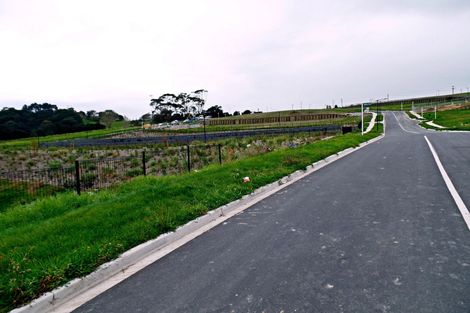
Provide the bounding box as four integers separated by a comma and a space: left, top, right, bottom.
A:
37, 120, 56, 136
242, 110, 252, 115
150, 90, 207, 121
0, 103, 105, 140
233, 111, 240, 116
86, 110, 99, 121
205, 105, 224, 118
140, 113, 152, 121
99, 110, 123, 128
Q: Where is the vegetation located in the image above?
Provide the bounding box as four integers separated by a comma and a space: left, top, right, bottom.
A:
421, 108, 470, 130
0, 103, 105, 140
0, 123, 138, 149
0, 130, 341, 211
0, 126, 382, 312
0, 180, 61, 212
150, 90, 206, 123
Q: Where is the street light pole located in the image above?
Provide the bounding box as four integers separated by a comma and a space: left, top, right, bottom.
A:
361, 103, 364, 135
203, 113, 207, 143
376, 100, 379, 131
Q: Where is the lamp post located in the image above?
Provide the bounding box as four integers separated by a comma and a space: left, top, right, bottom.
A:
203, 111, 207, 143
361, 103, 364, 135
375, 97, 388, 131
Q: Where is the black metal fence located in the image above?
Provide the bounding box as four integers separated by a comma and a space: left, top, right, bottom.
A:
0, 126, 346, 211
0, 144, 223, 210
41, 125, 344, 148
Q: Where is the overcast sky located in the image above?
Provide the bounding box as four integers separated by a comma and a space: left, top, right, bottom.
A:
1, 0, 469, 118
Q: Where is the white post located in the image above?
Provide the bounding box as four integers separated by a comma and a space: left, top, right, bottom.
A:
361, 103, 364, 135
401, 102, 403, 111
421, 106, 423, 118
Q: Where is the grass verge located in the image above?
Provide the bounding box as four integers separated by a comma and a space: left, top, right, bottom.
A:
421, 109, 470, 130
0, 125, 139, 149
0, 127, 382, 312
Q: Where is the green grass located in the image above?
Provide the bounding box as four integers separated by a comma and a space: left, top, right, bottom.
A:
0, 124, 139, 149
421, 108, 470, 130
0, 181, 63, 212
405, 111, 419, 120
0, 179, 68, 213
0, 127, 382, 312
375, 103, 412, 111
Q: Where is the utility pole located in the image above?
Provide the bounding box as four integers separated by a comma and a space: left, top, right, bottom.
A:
452, 85, 455, 95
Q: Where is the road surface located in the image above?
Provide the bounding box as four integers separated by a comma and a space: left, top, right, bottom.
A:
75, 112, 470, 313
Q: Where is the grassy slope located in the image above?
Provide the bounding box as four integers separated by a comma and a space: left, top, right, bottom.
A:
0, 126, 382, 312
0, 121, 138, 149
0, 181, 61, 213
421, 109, 470, 130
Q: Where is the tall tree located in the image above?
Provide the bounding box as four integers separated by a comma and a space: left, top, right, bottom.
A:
150, 90, 207, 122
205, 105, 224, 118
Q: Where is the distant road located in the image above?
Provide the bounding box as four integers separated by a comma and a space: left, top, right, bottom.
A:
75, 112, 470, 312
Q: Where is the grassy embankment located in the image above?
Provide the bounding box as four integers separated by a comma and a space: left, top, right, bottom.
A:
0, 125, 383, 312
0, 121, 138, 149
420, 108, 470, 131
0, 130, 341, 212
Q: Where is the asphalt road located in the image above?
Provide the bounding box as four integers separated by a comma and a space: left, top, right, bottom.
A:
75, 112, 470, 313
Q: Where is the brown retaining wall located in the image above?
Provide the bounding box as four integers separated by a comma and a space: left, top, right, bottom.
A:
207, 113, 344, 126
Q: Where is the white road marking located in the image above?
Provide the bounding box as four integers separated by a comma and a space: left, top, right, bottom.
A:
424, 136, 470, 231
392, 112, 421, 134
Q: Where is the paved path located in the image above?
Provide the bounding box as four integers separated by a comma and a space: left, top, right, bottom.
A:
75, 112, 470, 313
364, 112, 377, 134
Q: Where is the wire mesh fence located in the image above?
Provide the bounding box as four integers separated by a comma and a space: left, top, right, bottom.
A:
411, 95, 470, 113
0, 144, 224, 210
0, 127, 346, 210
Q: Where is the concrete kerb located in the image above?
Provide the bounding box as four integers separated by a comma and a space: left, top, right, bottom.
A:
12, 131, 385, 313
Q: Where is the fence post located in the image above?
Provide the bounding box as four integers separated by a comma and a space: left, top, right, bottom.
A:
218, 144, 222, 165
142, 150, 147, 176
187, 145, 191, 172
75, 160, 81, 195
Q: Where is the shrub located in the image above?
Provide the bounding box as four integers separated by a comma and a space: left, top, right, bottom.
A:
48, 160, 62, 170
81, 173, 97, 188
125, 168, 142, 177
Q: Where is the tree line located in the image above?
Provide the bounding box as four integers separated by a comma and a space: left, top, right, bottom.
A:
148, 90, 257, 122
0, 103, 124, 140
